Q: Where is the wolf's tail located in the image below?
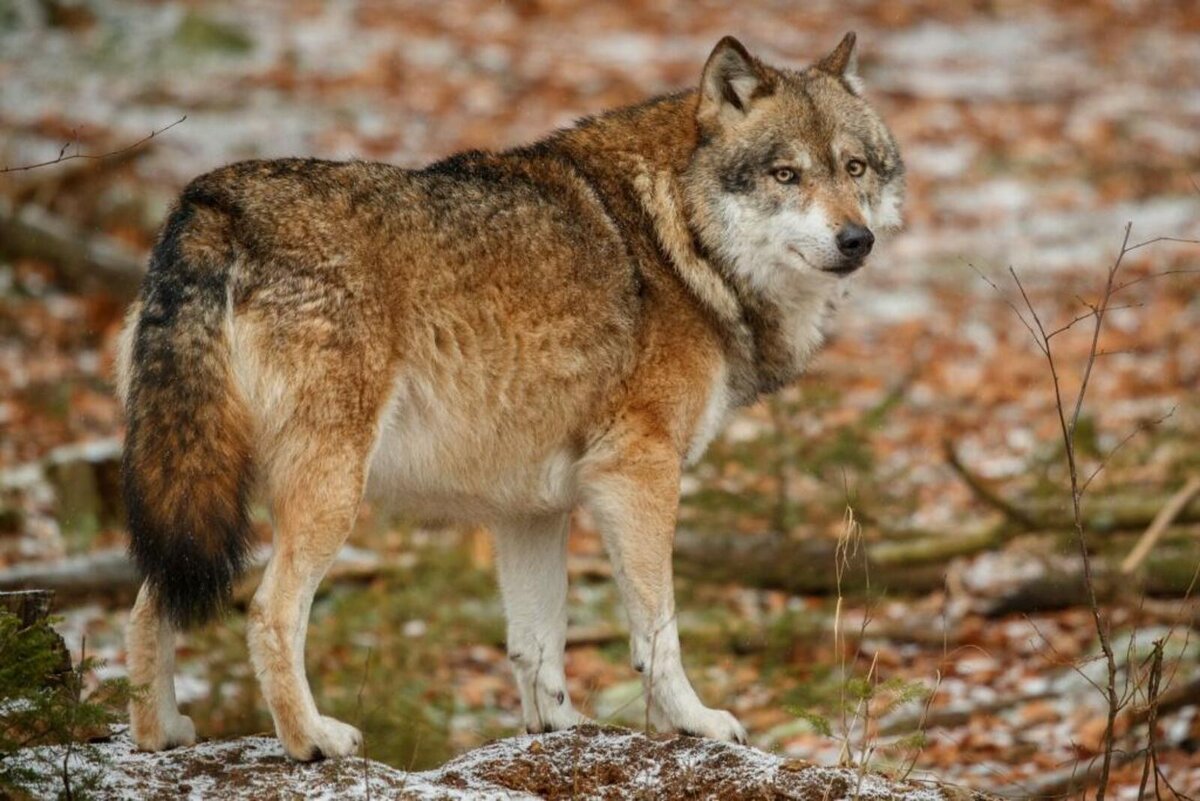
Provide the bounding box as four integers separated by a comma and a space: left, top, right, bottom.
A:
122, 185, 255, 629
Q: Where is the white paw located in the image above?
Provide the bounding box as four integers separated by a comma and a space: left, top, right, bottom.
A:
313, 716, 363, 758
132, 713, 196, 751
524, 683, 592, 733
529, 705, 591, 734
667, 706, 748, 744
164, 714, 198, 748
284, 716, 362, 761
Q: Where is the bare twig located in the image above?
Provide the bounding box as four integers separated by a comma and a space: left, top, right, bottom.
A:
1046, 302, 1143, 341
0, 117, 187, 174
1079, 408, 1175, 494
965, 261, 1046, 355
1136, 640, 1163, 801
355, 647, 373, 798
988, 222, 1169, 801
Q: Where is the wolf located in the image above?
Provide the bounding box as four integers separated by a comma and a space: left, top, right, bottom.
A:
118, 33, 903, 760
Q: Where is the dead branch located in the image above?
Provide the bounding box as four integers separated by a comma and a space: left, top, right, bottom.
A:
0, 116, 186, 174
878, 688, 1055, 738
672, 522, 1200, 598
941, 441, 1039, 530
978, 538, 1200, 617
1121, 475, 1200, 574
672, 528, 951, 595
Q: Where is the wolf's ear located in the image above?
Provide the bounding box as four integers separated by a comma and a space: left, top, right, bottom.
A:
817, 32, 863, 95
698, 36, 773, 124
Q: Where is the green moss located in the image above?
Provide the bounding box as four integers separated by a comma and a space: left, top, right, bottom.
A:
173, 12, 254, 55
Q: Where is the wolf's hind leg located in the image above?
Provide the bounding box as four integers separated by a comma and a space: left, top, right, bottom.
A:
493, 513, 589, 733
127, 582, 197, 751
247, 442, 368, 761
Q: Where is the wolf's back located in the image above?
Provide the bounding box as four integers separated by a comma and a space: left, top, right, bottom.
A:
122, 181, 254, 629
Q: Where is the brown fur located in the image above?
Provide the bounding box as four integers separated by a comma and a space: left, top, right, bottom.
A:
121, 34, 903, 759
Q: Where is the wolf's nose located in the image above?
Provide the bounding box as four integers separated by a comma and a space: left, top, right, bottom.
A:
836, 224, 874, 259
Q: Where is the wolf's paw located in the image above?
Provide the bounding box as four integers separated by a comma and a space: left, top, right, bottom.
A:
132, 713, 197, 752
527, 706, 592, 734
673, 707, 748, 745
285, 716, 362, 761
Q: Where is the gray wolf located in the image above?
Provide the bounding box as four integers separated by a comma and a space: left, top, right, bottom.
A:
119, 33, 904, 760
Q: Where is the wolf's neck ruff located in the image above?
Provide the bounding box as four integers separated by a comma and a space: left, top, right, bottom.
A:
556, 90, 851, 407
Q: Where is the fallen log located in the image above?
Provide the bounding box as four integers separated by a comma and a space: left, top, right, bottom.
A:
0, 197, 144, 299
0, 545, 381, 607
973, 539, 1200, 617
673, 528, 952, 595
6, 726, 1001, 800
674, 526, 1200, 600
672, 491, 1200, 597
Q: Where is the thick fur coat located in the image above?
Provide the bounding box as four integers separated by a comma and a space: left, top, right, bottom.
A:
120, 34, 904, 760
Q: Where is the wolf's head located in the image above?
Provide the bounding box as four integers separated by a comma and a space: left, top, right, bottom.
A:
683, 34, 904, 290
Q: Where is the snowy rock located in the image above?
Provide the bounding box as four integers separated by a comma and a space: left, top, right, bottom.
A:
8, 726, 1001, 800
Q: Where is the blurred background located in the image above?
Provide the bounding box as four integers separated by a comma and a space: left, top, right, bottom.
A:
1, 0, 1199, 795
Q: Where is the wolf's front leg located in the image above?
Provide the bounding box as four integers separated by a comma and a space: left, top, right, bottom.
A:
493, 513, 590, 733
583, 443, 747, 743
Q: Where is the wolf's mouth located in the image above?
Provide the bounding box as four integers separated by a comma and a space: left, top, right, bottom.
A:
823, 261, 863, 277
788, 245, 863, 277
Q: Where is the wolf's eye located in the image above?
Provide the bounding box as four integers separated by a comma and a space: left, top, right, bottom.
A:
772, 167, 799, 185
846, 159, 867, 177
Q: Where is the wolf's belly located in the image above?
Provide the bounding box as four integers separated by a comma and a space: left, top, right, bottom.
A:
364, 374, 582, 522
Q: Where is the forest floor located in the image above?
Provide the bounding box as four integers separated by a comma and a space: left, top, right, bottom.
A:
2, 1, 1200, 798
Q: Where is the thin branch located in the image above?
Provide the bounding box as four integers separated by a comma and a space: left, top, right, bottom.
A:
965, 261, 1047, 355
1112, 268, 1200, 295
1046, 302, 1143, 341
1123, 235, 1200, 254
0, 116, 187, 174
1068, 222, 1130, 436
1079, 407, 1176, 494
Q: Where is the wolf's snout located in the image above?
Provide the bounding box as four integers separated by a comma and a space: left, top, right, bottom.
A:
835, 224, 875, 260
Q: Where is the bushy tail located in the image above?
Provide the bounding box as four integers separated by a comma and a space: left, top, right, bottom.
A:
122, 190, 254, 629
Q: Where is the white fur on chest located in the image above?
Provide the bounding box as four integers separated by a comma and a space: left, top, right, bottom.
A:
777, 278, 844, 367
712, 197, 847, 369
